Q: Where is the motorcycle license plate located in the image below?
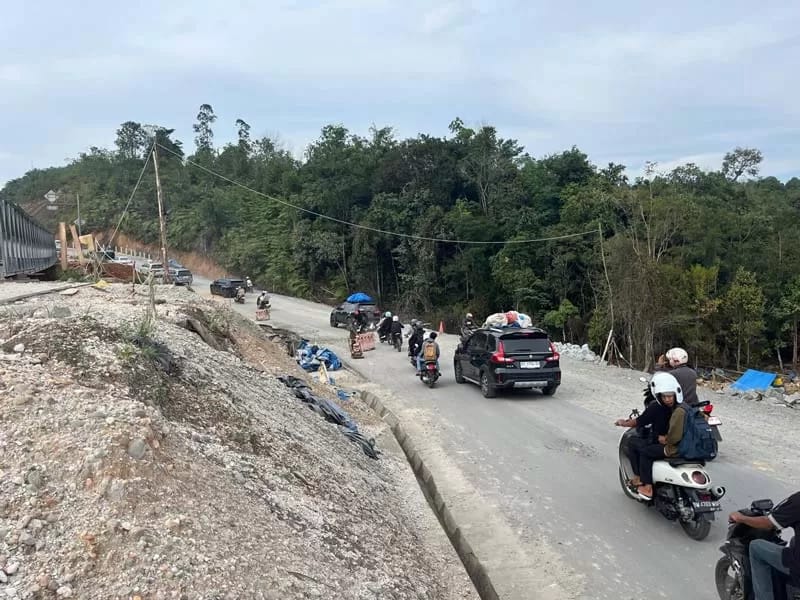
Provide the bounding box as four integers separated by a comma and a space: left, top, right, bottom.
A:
520, 361, 541, 369
692, 500, 721, 512
708, 416, 722, 426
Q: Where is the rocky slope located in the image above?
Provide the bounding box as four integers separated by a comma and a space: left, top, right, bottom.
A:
0, 283, 476, 599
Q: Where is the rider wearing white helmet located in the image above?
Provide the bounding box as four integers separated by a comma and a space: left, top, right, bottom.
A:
657, 347, 699, 406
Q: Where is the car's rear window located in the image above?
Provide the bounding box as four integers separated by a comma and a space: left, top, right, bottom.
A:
229, 280, 244, 286
177, 270, 191, 276
501, 335, 551, 353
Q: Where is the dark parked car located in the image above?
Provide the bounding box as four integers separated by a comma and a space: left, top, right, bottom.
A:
210, 278, 245, 298
329, 301, 381, 329
454, 326, 561, 397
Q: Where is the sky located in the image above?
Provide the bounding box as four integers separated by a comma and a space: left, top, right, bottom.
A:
1, 0, 799, 187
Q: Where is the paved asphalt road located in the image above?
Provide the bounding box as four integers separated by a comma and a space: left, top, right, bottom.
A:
194, 277, 793, 600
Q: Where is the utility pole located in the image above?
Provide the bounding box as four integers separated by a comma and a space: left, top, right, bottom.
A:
152, 144, 171, 283
76, 193, 81, 237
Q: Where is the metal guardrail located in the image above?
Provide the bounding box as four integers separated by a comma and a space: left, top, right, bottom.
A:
0, 199, 58, 278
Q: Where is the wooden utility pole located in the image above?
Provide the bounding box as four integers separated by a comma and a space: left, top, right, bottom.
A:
152, 144, 170, 283
58, 222, 68, 270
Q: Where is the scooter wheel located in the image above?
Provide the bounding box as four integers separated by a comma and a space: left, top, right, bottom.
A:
714, 555, 741, 600
680, 518, 711, 541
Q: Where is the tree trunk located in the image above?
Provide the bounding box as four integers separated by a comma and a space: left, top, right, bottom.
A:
562, 325, 566, 342
794, 317, 798, 368
737, 337, 742, 371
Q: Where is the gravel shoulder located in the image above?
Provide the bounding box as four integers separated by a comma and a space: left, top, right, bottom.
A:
0, 282, 477, 599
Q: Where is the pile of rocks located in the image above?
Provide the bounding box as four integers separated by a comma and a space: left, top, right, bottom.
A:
0, 283, 473, 599
729, 386, 800, 407
554, 342, 599, 362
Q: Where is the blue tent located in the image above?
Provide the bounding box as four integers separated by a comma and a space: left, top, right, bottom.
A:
346, 292, 373, 303
730, 369, 776, 392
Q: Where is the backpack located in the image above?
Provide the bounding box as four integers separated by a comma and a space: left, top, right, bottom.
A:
677, 404, 718, 461
422, 341, 437, 361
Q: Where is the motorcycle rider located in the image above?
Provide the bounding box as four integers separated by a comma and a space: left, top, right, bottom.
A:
463, 312, 476, 329
625, 372, 686, 500
377, 311, 393, 341
417, 331, 441, 375
235, 286, 246, 302
245, 277, 253, 292
408, 320, 425, 358
656, 347, 699, 406
257, 291, 271, 310
729, 492, 800, 599
390, 315, 404, 344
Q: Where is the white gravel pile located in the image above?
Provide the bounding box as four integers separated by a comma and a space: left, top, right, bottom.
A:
554, 342, 598, 362
0, 283, 474, 599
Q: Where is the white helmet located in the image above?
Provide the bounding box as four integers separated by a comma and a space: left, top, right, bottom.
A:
650, 372, 683, 405
392, 315, 399, 322
666, 347, 689, 366
466, 312, 473, 318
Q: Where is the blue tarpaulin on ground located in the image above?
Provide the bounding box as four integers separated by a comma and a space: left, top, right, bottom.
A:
346, 292, 373, 303
296, 339, 342, 372
730, 369, 776, 392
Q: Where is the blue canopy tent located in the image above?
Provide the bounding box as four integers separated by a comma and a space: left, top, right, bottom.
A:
730, 369, 776, 392
346, 292, 373, 303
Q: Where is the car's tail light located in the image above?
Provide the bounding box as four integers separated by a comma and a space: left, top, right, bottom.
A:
546, 341, 560, 362
490, 341, 514, 365
691, 471, 708, 485
354, 309, 360, 315
703, 404, 713, 414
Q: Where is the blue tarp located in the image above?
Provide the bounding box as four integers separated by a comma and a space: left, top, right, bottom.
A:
346, 292, 373, 303
730, 369, 776, 392
296, 339, 342, 372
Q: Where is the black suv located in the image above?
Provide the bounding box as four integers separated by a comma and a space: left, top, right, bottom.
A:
454, 327, 561, 397
330, 302, 381, 328
210, 278, 245, 298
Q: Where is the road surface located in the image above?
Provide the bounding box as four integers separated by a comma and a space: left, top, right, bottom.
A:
195, 277, 794, 600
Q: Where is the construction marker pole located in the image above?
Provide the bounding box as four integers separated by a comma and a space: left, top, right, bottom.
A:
152, 145, 171, 284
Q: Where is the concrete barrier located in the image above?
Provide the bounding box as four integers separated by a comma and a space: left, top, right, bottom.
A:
361, 391, 499, 600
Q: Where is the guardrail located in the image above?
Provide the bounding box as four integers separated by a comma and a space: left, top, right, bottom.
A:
0, 199, 58, 278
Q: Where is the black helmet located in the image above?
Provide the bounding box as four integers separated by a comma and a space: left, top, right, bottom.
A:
429, 332, 438, 339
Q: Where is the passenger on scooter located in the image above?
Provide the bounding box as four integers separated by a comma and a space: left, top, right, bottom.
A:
462, 312, 476, 329
377, 311, 393, 340
235, 286, 246, 301
417, 332, 441, 375
626, 372, 686, 500
656, 347, 699, 406
614, 394, 672, 486
730, 491, 800, 598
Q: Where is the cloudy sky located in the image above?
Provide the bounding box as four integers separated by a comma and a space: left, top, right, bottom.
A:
1, 0, 798, 186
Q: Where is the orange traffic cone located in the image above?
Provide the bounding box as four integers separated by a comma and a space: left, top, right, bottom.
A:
438, 321, 445, 334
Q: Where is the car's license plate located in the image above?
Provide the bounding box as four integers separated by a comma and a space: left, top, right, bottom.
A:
708, 416, 722, 426
514, 381, 545, 388
520, 361, 541, 369
693, 500, 721, 512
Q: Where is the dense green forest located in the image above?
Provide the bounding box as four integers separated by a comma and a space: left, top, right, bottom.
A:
3, 104, 800, 371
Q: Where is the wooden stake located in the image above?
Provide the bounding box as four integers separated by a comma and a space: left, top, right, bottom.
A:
599, 328, 613, 364
152, 144, 170, 283
58, 222, 68, 270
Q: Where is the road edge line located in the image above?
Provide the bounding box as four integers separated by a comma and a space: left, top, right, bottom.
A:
361, 390, 500, 600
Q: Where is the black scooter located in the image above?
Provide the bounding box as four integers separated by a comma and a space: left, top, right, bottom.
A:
715, 498, 799, 599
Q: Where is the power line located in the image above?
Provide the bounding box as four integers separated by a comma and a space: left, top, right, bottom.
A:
155, 142, 599, 246
107, 144, 153, 247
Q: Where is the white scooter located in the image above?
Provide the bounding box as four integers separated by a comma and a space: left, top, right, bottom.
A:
618, 405, 725, 541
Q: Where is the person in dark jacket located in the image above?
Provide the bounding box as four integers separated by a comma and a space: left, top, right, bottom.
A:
730, 491, 800, 597
390, 315, 403, 337
408, 321, 424, 358
656, 347, 699, 406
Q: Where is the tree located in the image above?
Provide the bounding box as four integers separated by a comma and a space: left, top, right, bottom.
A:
235, 119, 252, 154
721, 147, 763, 182
544, 299, 580, 341
723, 268, 765, 369
778, 276, 800, 367
193, 104, 217, 152
115, 121, 147, 160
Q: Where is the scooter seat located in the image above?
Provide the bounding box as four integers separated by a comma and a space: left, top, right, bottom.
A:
668, 458, 705, 467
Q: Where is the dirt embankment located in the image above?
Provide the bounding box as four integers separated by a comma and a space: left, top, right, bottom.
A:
0, 283, 476, 599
